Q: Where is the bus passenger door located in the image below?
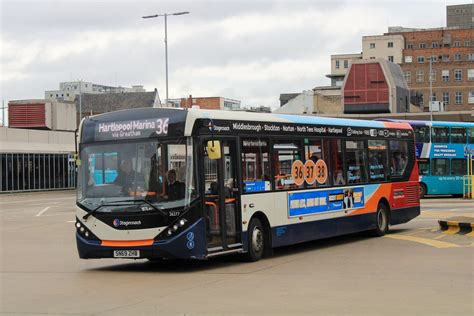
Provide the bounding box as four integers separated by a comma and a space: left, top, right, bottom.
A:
202, 138, 241, 253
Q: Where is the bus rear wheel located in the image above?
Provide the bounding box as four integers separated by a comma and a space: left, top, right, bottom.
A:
419, 183, 427, 199
372, 202, 389, 237
244, 218, 264, 262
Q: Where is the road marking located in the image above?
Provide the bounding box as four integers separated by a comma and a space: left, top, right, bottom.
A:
67, 220, 76, 223
443, 226, 461, 234
467, 231, 474, 237
384, 234, 460, 249
35, 206, 51, 217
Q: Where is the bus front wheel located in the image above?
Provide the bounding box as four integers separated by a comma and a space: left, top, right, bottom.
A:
372, 202, 389, 237
419, 183, 427, 199
245, 218, 264, 262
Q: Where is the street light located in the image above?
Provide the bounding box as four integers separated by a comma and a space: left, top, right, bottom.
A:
142, 11, 190, 106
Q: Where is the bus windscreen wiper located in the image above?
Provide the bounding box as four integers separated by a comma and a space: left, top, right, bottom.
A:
82, 198, 166, 221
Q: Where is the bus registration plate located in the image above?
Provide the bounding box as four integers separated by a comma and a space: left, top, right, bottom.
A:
113, 250, 140, 258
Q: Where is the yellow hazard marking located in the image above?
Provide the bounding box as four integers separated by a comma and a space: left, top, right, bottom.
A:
443, 226, 461, 235
466, 231, 474, 237
384, 234, 460, 249
434, 234, 446, 240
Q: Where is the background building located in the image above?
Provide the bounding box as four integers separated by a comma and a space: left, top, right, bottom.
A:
447, 3, 474, 28
362, 34, 404, 63
168, 96, 241, 110
342, 59, 412, 114
45, 81, 146, 102
326, 53, 362, 87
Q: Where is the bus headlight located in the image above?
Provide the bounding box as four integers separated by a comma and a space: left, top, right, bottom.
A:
179, 219, 187, 226
173, 224, 179, 231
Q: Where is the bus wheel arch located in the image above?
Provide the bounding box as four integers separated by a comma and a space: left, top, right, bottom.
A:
419, 182, 427, 198
245, 212, 272, 261
372, 198, 390, 237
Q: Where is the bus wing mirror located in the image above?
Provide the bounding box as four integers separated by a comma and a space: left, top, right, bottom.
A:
207, 141, 221, 160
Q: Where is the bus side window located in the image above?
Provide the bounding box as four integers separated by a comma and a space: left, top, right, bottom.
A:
468, 128, 474, 144
450, 127, 466, 144
390, 140, 409, 177
432, 158, 449, 176
345, 140, 367, 184
432, 127, 449, 143
273, 140, 303, 190
328, 139, 345, 186
418, 160, 430, 176
368, 140, 388, 182
241, 139, 270, 193
451, 159, 466, 175
305, 139, 329, 188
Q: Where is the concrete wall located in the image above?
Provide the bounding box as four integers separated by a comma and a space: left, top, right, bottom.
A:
0, 127, 75, 153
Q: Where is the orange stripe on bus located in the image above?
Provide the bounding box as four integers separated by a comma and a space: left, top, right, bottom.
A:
382, 122, 412, 130
349, 183, 391, 216
101, 239, 154, 247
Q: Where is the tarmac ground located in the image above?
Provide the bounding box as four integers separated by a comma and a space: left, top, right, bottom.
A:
0, 191, 473, 315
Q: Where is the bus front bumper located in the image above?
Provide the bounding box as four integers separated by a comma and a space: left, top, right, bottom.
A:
76, 218, 207, 260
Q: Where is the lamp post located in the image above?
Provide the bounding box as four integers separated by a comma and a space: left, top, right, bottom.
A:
429, 57, 433, 122
142, 11, 189, 106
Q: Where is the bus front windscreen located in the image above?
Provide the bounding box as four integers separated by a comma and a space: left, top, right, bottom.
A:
77, 138, 196, 214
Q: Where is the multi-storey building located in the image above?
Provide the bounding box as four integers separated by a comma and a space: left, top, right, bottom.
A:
45, 81, 146, 102
326, 53, 362, 87
362, 34, 405, 63
447, 3, 474, 28
390, 27, 474, 111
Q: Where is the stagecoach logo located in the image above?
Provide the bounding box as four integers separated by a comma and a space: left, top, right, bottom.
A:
113, 219, 142, 228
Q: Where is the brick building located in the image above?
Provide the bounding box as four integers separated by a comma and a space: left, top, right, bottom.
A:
390, 27, 474, 111
168, 96, 241, 110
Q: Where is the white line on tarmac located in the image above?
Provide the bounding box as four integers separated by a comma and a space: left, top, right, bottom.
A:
67, 220, 76, 223
35, 206, 51, 217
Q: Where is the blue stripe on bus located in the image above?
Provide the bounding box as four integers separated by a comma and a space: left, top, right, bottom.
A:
275, 114, 386, 128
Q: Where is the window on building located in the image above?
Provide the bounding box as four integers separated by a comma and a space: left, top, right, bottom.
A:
370, 43, 375, 49
50, 94, 53, 97
389, 141, 409, 177
431, 92, 437, 102
467, 53, 474, 61
273, 141, 303, 190
370, 57, 375, 60
419, 43, 426, 49
453, 41, 461, 47
442, 54, 450, 62
432, 127, 449, 143
407, 43, 414, 49
443, 92, 450, 105
345, 140, 367, 184
431, 42, 439, 48
454, 69, 462, 81
404, 56, 412, 63
241, 138, 270, 193
469, 92, 474, 104
454, 53, 461, 61
429, 70, 436, 82
450, 127, 466, 143
417, 56, 425, 63
468, 69, 474, 81
442, 70, 449, 82
404, 71, 411, 83
388, 42, 393, 48
465, 40, 472, 47
432, 159, 449, 176
344, 60, 348, 68
451, 159, 467, 175
419, 93, 424, 106
388, 56, 394, 62
455, 92, 463, 104
335, 60, 340, 69
368, 140, 388, 182
416, 70, 424, 83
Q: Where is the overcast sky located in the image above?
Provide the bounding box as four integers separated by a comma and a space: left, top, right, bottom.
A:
0, 0, 470, 117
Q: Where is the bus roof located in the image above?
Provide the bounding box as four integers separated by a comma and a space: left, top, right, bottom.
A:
379, 119, 474, 128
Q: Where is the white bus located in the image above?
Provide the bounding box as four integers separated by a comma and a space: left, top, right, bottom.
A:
76, 108, 420, 261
